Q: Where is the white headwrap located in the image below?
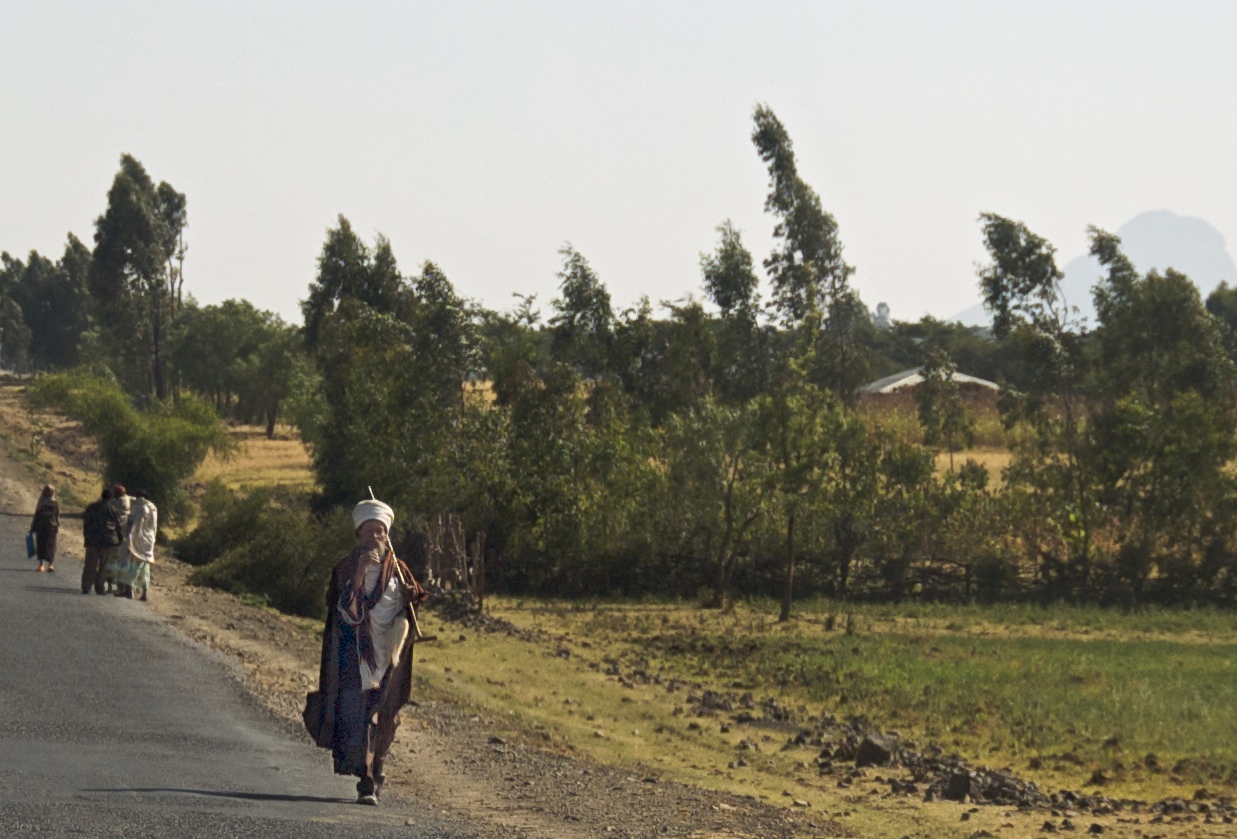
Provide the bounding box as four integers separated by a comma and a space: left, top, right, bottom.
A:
352, 499, 394, 531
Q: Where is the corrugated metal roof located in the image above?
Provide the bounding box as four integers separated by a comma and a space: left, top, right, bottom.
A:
860, 367, 1000, 394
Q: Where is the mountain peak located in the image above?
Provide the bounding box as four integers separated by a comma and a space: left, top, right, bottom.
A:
952, 210, 1237, 325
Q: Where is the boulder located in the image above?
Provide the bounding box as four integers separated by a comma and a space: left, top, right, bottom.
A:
855, 734, 897, 768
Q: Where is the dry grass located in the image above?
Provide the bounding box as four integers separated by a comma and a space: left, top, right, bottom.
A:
934, 446, 1013, 484
0, 381, 101, 509
194, 425, 315, 491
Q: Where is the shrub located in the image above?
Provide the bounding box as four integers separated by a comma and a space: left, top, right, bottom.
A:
27, 371, 232, 521
179, 485, 354, 618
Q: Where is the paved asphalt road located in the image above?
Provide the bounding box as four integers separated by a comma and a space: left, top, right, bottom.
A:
0, 512, 475, 838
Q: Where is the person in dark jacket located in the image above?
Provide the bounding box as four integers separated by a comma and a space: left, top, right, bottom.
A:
304, 497, 426, 806
81, 488, 123, 595
30, 485, 59, 573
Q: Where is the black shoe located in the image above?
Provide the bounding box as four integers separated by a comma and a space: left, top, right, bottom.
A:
356, 778, 378, 806
82, 589, 90, 595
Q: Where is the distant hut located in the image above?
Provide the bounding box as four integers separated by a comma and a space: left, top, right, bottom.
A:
861, 367, 1000, 395
860, 367, 1001, 412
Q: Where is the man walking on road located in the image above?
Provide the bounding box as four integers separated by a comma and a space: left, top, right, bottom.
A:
81, 488, 123, 595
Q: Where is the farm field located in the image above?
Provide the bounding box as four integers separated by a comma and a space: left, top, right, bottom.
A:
194, 425, 316, 490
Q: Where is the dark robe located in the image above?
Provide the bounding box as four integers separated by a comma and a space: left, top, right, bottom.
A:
306, 546, 424, 783
31, 499, 59, 562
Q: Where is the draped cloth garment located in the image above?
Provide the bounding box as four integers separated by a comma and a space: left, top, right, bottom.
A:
116, 498, 157, 587
308, 545, 423, 782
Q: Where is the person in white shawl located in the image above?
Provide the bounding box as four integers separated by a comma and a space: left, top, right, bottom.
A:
117, 490, 158, 601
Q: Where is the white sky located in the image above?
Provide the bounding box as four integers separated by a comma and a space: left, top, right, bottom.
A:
4, 1, 1235, 325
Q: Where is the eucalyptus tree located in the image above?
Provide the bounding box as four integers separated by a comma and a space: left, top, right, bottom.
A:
751, 104, 867, 398
549, 245, 613, 380
90, 154, 187, 398
750, 105, 869, 619
301, 215, 406, 349
0, 235, 93, 371
304, 223, 483, 510
0, 294, 31, 372
701, 220, 767, 405
171, 300, 272, 414
1087, 230, 1237, 601
978, 213, 1096, 592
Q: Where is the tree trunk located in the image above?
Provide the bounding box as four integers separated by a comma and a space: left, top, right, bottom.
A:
711, 531, 733, 609
265, 406, 278, 439
778, 506, 796, 622
151, 289, 166, 400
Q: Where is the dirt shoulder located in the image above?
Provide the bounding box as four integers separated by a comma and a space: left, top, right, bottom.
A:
144, 559, 847, 839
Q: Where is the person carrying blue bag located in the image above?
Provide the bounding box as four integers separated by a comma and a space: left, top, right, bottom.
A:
30, 485, 60, 573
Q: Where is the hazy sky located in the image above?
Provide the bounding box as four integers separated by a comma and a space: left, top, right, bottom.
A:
4, 1, 1236, 325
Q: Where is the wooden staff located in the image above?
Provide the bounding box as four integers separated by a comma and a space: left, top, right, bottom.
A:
383, 532, 437, 644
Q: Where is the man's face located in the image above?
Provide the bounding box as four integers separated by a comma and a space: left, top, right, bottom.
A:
357, 519, 388, 550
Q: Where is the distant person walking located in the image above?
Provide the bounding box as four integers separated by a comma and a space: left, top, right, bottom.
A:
105, 485, 132, 594
304, 497, 426, 806
81, 488, 123, 595
117, 490, 157, 601
30, 485, 59, 573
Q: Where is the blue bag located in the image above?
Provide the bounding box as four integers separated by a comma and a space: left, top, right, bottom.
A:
26, 532, 36, 559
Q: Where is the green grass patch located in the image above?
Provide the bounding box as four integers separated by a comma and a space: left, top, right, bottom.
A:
497, 597, 1237, 796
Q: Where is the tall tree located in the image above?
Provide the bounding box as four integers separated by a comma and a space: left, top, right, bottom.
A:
1087, 230, 1237, 599
90, 154, 187, 397
301, 216, 406, 348
408, 260, 478, 405
701, 220, 759, 319
701, 221, 767, 405
978, 213, 1095, 590
751, 104, 866, 398
0, 235, 93, 371
170, 299, 271, 413
0, 294, 31, 372
549, 245, 613, 379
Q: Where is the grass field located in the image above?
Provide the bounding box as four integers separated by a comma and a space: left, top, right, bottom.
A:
193, 426, 315, 491
410, 598, 1237, 804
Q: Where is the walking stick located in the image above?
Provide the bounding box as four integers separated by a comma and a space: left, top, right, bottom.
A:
383, 532, 437, 644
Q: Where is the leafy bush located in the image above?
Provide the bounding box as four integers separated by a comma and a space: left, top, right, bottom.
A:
175, 481, 270, 566
28, 371, 232, 521
179, 485, 354, 618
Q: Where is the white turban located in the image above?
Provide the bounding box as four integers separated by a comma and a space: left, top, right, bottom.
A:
352, 499, 394, 531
